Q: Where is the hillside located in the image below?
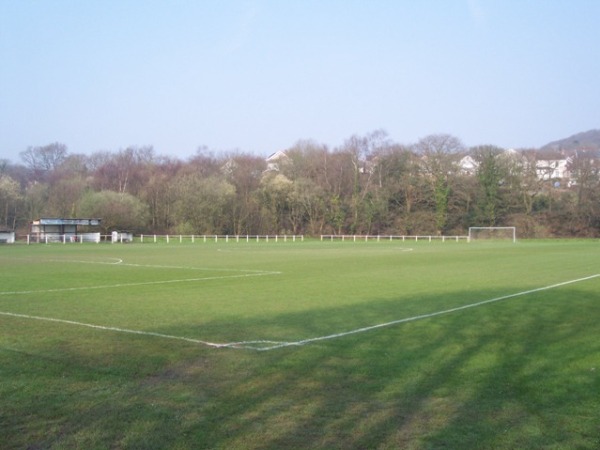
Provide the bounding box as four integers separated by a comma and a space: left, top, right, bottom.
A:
541, 129, 600, 152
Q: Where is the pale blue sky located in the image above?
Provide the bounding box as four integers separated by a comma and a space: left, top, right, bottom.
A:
1, 0, 599, 162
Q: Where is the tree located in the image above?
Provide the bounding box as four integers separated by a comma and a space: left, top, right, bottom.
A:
0, 174, 22, 229
373, 145, 425, 220
172, 174, 235, 234
45, 153, 91, 217
288, 178, 328, 235
415, 134, 465, 234
23, 182, 49, 224
568, 150, 600, 234
258, 173, 294, 234
186, 147, 222, 178
47, 178, 88, 217
513, 149, 543, 215
472, 146, 505, 225
282, 140, 333, 187
340, 130, 390, 233
20, 143, 68, 180
222, 153, 265, 235
141, 157, 182, 233
91, 146, 155, 195
79, 191, 149, 233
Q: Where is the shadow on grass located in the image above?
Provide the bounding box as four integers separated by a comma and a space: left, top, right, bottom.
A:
2, 286, 600, 449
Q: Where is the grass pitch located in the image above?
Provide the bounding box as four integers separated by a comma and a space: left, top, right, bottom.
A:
1, 239, 599, 449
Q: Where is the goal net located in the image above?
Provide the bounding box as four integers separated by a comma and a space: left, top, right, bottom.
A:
468, 227, 516, 243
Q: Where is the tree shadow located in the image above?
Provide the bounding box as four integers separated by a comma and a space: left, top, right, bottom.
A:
2, 286, 600, 449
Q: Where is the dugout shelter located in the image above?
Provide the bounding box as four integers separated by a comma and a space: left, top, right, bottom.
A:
30, 218, 102, 243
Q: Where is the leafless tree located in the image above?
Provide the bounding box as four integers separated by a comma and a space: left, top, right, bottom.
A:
20, 142, 68, 180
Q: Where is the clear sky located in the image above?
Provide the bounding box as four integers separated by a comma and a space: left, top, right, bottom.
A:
1, 0, 599, 163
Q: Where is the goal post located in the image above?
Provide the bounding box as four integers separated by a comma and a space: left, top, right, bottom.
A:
468, 227, 516, 243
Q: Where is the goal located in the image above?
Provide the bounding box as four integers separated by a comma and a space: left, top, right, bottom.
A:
468, 227, 516, 243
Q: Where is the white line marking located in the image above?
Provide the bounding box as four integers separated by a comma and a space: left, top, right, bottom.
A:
50, 258, 124, 265
237, 273, 600, 350
0, 271, 281, 296
0, 311, 229, 348
52, 258, 270, 272
0, 258, 281, 295
1, 274, 597, 351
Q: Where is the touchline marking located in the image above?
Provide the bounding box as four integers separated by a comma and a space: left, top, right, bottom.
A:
239, 273, 600, 351
1, 274, 597, 351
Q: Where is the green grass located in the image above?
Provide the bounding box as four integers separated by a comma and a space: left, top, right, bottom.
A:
1, 239, 600, 449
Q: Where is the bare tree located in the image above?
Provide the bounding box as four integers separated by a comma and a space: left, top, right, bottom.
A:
140, 156, 182, 233
340, 130, 391, 233
569, 150, 600, 232
371, 145, 425, 232
91, 146, 154, 195
222, 153, 265, 235
415, 134, 465, 233
20, 143, 68, 180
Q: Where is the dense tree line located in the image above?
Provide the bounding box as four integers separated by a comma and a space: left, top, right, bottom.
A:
1, 131, 599, 237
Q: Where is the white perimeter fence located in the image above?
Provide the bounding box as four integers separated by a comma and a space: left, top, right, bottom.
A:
18, 234, 305, 244
321, 235, 469, 242
24, 233, 102, 244
15, 234, 471, 244
138, 234, 304, 243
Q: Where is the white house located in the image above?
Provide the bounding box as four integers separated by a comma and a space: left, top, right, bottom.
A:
265, 151, 288, 172
535, 158, 572, 181
458, 155, 478, 175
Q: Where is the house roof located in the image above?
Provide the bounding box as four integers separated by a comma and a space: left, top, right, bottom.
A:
266, 150, 288, 162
